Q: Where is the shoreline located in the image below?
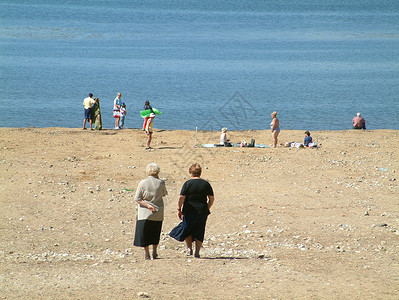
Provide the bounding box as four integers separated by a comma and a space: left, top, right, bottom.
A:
1, 126, 398, 132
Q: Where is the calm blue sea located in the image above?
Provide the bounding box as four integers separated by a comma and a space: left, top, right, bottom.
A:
1, 0, 398, 130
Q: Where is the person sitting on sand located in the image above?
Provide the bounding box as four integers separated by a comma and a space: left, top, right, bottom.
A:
304, 131, 312, 147
219, 127, 232, 147
352, 113, 366, 130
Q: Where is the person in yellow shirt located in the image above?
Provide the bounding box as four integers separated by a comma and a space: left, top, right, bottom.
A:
82, 93, 96, 130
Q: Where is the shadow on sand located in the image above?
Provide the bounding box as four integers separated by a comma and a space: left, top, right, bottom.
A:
157, 146, 183, 150
200, 256, 249, 260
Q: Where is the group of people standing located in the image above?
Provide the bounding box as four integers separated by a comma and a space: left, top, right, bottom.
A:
82, 92, 127, 131
82, 93, 157, 149
134, 163, 214, 260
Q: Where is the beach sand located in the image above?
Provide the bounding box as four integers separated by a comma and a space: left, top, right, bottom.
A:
1, 127, 398, 299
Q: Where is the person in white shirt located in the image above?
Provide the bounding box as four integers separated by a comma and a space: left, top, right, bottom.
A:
219, 127, 231, 146
113, 92, 122, 129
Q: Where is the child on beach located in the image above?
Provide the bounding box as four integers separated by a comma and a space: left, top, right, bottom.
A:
142, 100, 154, 131
144, 100, 152, 111
285, 131, 316, 148
119, 103, 127, 128
304, 131, 312, 146
303, 131, 317, 148
145, 113, 155, 149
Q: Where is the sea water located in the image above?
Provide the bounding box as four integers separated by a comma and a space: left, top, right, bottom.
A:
1, 0, 398, 130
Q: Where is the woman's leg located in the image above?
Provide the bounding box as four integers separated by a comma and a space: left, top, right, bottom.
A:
152, 244, 158, 259
275, 131, 280, 147
144, 246, 150, 260
194, 239, 202, 258
272, 131, 278, 148
146, 133, 152, 148
115, 117, 120, 128
271, 132, 275, 147
185, 236, 193, 255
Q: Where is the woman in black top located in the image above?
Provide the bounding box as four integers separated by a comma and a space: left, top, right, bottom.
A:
169, 163, 214, 258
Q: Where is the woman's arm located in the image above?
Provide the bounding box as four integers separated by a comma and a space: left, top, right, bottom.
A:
135, 185, 156, 212
136, 199, 156, 212
207, 195, 214, 210
271, 118, 276, 132
177, 195, 186, 220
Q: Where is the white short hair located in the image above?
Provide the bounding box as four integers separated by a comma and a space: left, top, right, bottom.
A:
146, 163, 160, 176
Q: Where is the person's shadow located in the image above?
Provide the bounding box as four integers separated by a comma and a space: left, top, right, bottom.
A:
200, 256, 249, 260
157, 146, 183, 150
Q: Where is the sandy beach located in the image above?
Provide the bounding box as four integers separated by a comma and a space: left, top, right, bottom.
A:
1, 127, 398, 299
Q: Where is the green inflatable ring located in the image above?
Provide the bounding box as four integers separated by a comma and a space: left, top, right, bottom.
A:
140, 108, 162, 118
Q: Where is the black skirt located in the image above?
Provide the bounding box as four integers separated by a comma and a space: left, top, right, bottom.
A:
134, 220, 163, 247
169, 213, 208, 242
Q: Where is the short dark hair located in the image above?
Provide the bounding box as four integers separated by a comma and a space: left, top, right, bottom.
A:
145, 100, 150, 105
305, 131, 310, 136
189, 163, 202, 177
89, 93, 93, 97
